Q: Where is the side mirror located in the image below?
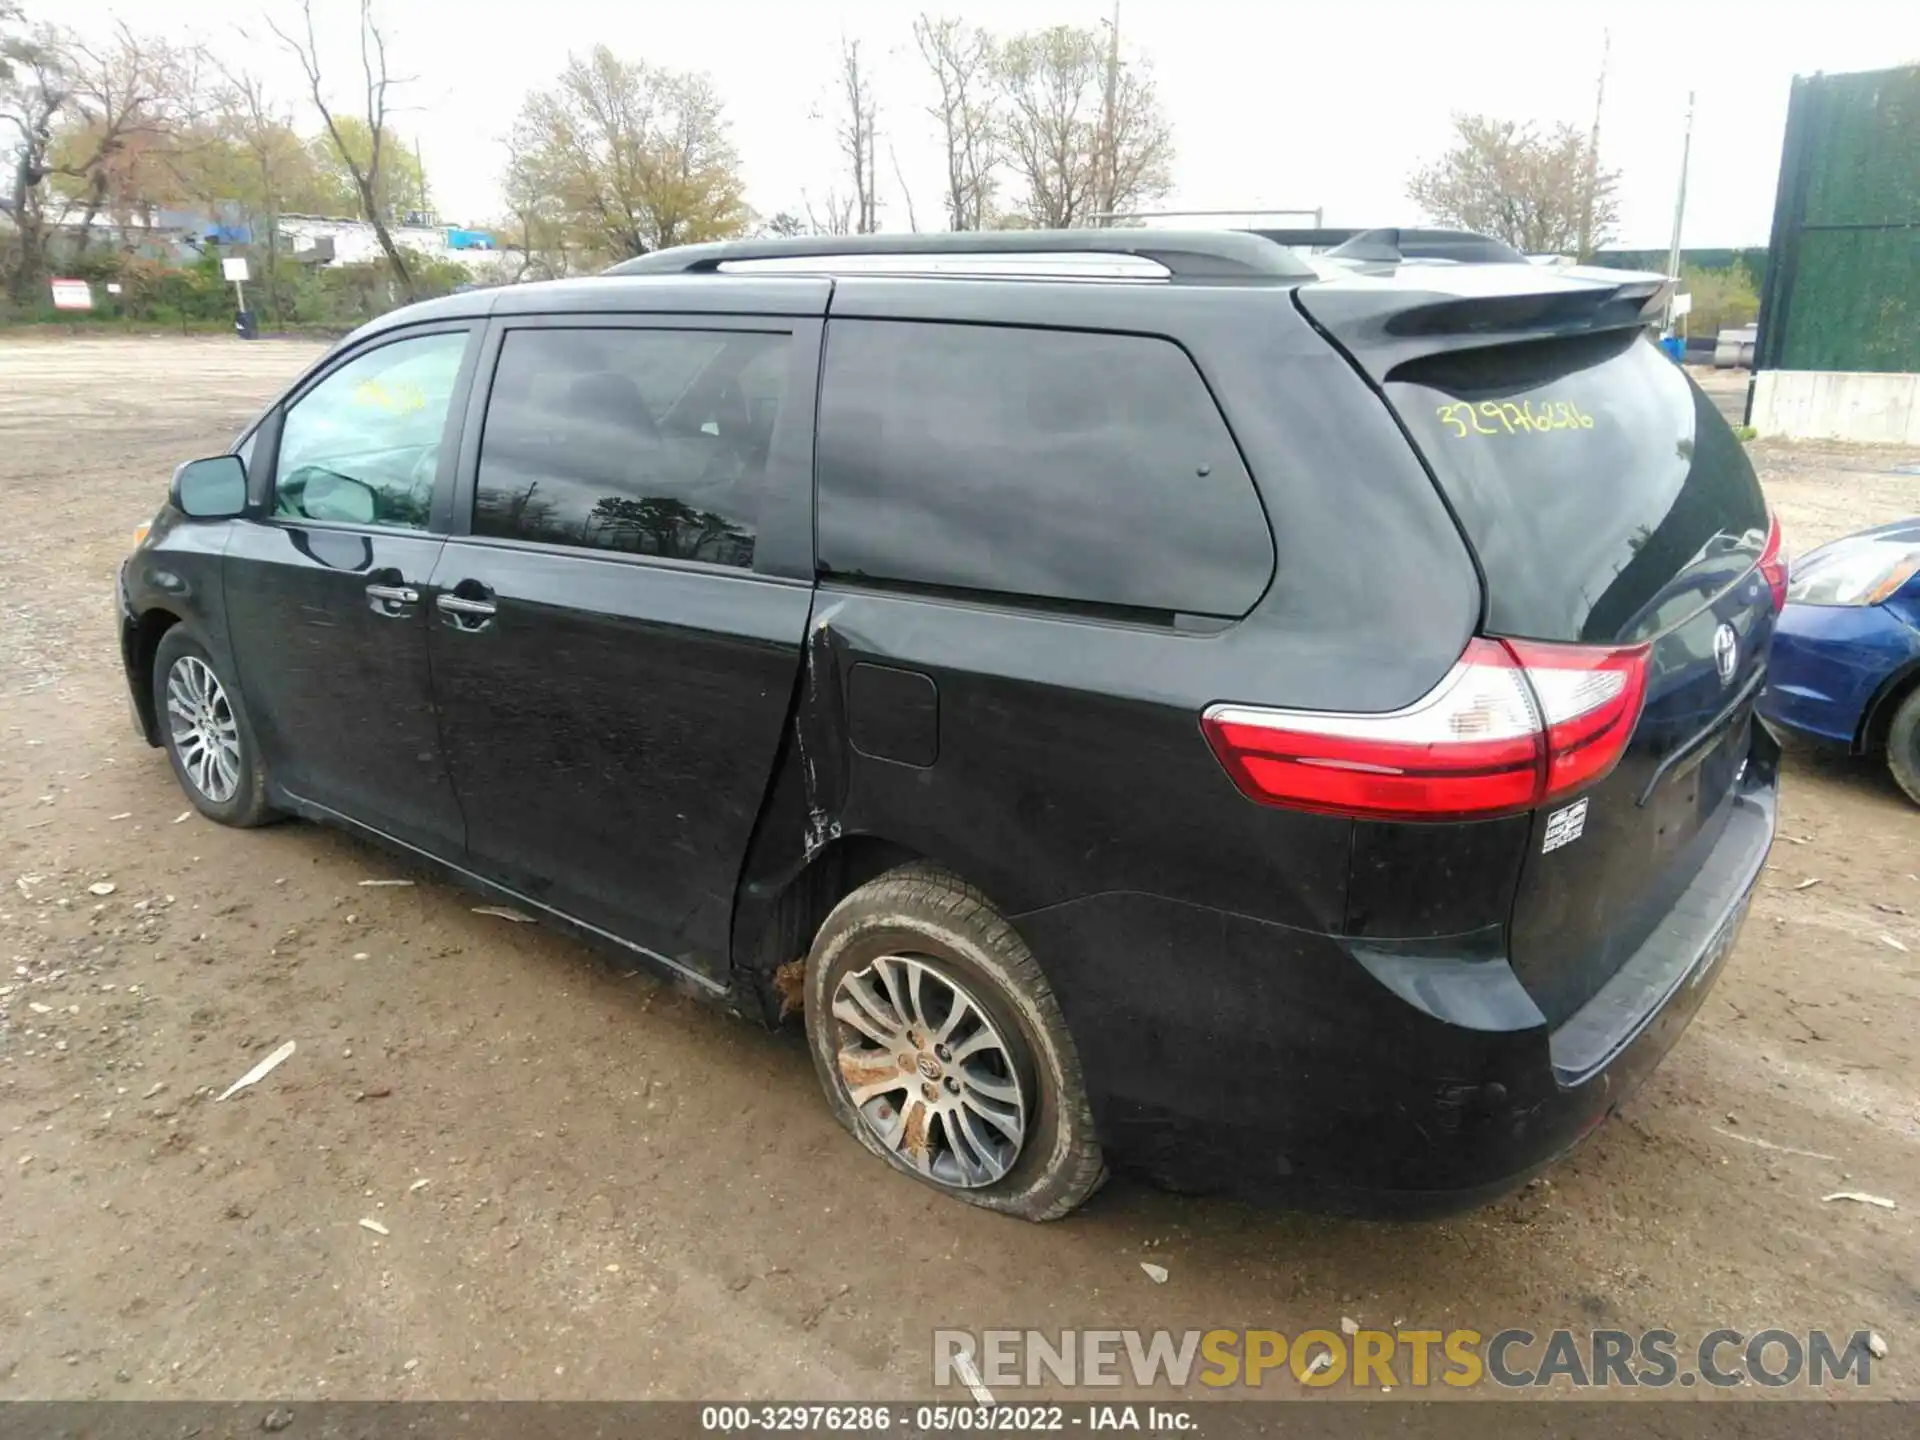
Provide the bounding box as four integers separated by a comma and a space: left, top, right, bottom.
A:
170, 455, 248, 520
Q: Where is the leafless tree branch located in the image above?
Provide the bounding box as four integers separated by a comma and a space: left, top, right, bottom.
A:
267, 0, 414, 298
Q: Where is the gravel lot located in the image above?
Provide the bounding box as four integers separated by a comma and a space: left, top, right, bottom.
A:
1, 336, 1916, 1401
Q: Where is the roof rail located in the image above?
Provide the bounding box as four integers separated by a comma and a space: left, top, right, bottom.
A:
606, 228, 1314, 282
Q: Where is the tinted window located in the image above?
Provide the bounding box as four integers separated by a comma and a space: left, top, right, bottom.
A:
274, 331, 468, 530
474, 328, 789, 570
1388, 332, 1769, 643
815, 320, 1273, 617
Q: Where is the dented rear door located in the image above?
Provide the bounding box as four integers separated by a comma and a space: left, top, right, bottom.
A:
426, 310, 825, 986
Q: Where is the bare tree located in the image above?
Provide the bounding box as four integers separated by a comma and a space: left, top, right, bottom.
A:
50, 23, 201, 249
835, 37, 879, 234
2, 18, 69, 302
888, 143, 919, 232
802, 187, 854, 236
1408, 115, 1621, 256
994, 25, 1170, 229
268, 0, 416, 301
1091, 29, 1167, 222
913, 14, 997, 230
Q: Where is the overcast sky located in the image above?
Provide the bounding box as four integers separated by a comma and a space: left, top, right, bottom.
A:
54, 0, 1920, 247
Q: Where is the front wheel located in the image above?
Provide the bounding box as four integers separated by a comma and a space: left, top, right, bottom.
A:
152, 627, 276, 827
1887, 687, 1920, 808
804, 864, 1105, 1221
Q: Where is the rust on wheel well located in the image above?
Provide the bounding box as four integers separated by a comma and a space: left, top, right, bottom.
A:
736, 833, 927, 1027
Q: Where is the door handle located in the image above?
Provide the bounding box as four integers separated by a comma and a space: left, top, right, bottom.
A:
436, 591, 497, 632
365, 582, 419, 616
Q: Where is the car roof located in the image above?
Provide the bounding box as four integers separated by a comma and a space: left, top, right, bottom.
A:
347, 228, 1654, 350
343, 273, 836, 347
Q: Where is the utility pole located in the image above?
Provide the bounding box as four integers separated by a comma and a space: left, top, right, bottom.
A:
415, 137, 427, 219
1577, 28, 1610, 261
1665, 91, 1696, 328
1099, 0, 1120, 224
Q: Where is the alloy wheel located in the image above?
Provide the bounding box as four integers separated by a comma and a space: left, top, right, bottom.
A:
830, 954, 1028, 1188
165, 655, 242, 804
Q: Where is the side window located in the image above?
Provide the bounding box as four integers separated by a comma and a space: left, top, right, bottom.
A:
273, 330, 468, 530
473, 327, 790, 570
815, 320, 1273, 617
235, 430, 258, 473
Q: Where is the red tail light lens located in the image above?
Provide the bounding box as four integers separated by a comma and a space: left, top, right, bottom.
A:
1202, 638, 1651, 821
1758, 512, 1788, 613
1504, 639, 1651, 801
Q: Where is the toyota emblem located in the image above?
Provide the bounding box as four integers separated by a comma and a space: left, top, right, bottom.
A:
1713, 623, 1739, 686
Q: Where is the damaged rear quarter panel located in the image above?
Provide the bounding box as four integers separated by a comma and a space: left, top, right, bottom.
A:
728, 586, 1362, 986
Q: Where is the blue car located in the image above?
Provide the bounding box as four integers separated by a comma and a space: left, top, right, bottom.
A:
1759, 517, 1920, 805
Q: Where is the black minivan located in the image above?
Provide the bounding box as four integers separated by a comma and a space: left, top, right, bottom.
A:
119, 231, 1785, 1221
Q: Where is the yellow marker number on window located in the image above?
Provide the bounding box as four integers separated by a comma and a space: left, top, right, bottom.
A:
1435, 399, 1594, 437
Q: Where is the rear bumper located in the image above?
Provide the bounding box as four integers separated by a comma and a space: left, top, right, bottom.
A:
1016, 736, 1777, 1215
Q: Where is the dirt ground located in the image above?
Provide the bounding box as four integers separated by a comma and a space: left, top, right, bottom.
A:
1, 336, 1916, 1402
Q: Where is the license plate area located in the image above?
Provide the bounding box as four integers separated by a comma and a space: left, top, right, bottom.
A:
1640, 681, 1758, 807
1689, 889, 1751, 993
1640, 704, 1751, 861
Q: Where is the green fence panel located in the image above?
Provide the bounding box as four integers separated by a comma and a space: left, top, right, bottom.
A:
1758, 65, 1920, 374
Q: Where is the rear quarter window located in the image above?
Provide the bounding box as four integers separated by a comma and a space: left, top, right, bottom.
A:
815, 319, 1273, 618
1388, 331, 1768, 644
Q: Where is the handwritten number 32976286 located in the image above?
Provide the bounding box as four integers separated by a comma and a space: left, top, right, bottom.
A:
1436, 400, 1595, 437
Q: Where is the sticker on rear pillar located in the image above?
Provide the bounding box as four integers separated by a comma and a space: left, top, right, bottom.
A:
1542, 797, 1589, 853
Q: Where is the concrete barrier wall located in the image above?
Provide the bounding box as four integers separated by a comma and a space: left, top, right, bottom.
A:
1751, 370, 1920, 443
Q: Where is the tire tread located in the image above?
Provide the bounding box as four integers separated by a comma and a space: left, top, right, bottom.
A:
152, 627, 276, 829
1888, 688, 1920, 807
808, 862, 1106, 1221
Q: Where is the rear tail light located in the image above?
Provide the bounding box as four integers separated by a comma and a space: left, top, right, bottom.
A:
1202, 637, 1650, 821
1504, 639, 1651, 800
1758, 511, 1788, 613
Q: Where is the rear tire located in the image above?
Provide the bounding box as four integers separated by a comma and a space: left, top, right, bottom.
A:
152, 627, 276, 828
804, 864, 1106, 1221
1888, 687, 1920, 808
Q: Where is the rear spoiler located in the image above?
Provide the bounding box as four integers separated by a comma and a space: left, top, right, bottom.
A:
1239, 227, 1526, 265
1325, 228, 1528, 266
1295, 265, 1672, 381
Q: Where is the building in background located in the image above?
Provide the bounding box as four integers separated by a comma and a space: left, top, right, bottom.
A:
10, 201, 519, 281
1750, 63, 1920, 443
274, 214, 516, 278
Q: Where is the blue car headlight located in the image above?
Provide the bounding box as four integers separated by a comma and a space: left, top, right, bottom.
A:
1786, 539, 1920, 607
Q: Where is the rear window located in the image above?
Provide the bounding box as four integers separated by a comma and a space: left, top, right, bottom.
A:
815, 319, 1273, 618
1388, 331, 1768, 644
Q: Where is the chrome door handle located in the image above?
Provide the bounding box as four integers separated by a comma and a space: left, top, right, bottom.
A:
436, 592, 497, 632
365, 582, 419, 617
